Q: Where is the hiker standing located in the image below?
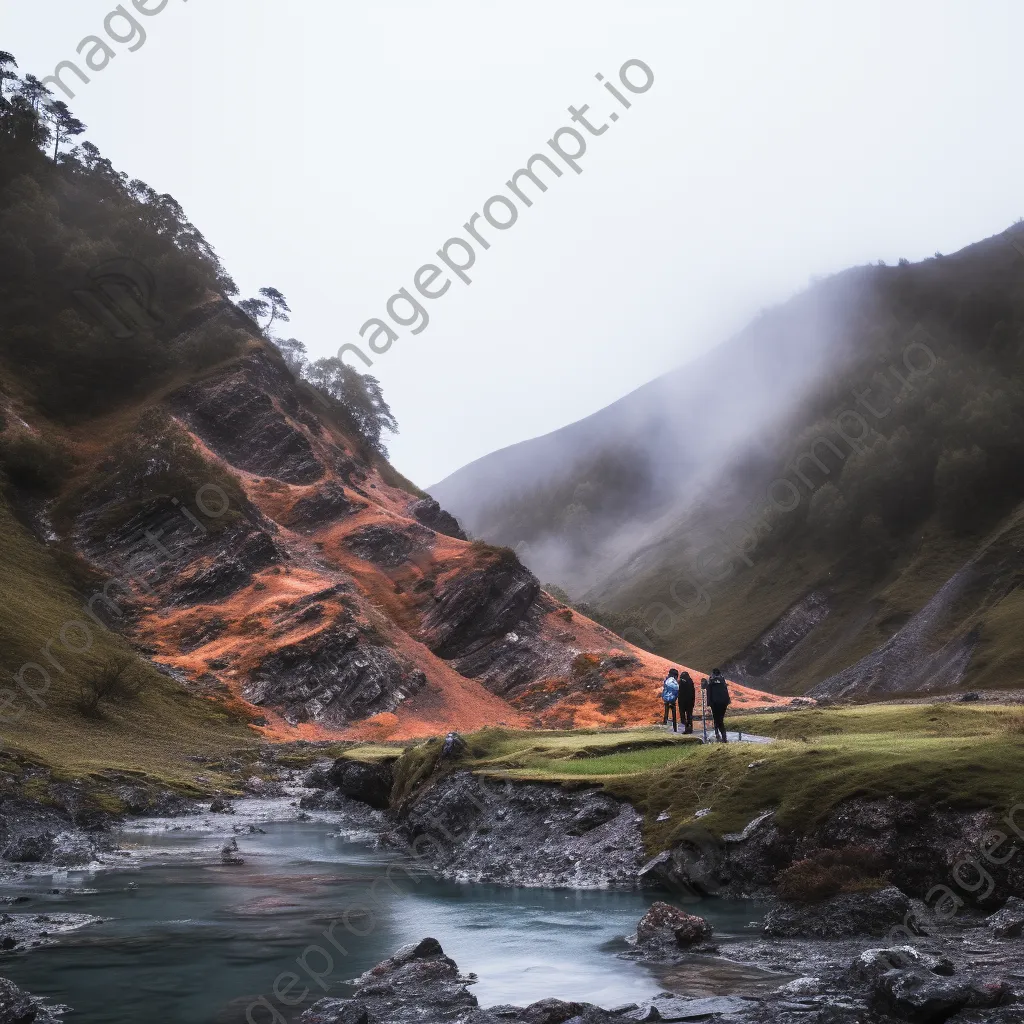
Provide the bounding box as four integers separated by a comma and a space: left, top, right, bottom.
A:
660, 669, 679, 732
702, 668, 731, 742
678, 671, 696, 734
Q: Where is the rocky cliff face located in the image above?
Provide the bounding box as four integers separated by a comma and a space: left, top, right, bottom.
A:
396, 770, 644, 888
4, 333, 795, 743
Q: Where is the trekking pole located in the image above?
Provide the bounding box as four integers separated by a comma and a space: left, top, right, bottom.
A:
701, 687, 707, 744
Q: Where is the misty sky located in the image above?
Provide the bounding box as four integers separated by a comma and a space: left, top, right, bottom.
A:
5, 1, 1024, 486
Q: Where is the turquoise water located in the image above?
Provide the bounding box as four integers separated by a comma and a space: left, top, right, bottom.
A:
0, 817, 774, 1023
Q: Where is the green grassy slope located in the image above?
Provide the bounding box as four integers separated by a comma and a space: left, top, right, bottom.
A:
0, 499, 256, 795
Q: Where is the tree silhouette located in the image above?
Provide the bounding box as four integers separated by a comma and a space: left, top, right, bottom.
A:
18, 74, 50, 112
259, 287, 291, 334
272, 337, 307, 376
238, 286, 290, 335
0, 52, 17, 107
305, 357, 398, 457
47, 99, 85, 163
238, 296, 269, 324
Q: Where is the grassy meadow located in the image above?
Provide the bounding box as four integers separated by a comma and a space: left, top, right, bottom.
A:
373, 706, 1024, 852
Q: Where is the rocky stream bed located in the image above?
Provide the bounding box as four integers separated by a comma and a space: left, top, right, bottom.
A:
0, 753, 1022, 1022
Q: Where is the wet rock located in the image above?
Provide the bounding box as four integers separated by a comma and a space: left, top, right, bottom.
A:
636, 995, 755, 1021
49, 833, 95, 867
345, 523, 434, 567
298, 789, 351, 811
635, 902, 712, 948
0, 912, 103, 953
298, 1000, 369, 1024
850, 946, 955, 986
0, 975, 68, 1023
327, 758, 394, 809
637, 829, 730, 898
399, 772, 643, 888
987, 896, 1024, 938
567, 803, 619, 835
209, 796, 234, 814
764, 887, 912, 939
221, 839, 244, 865
873, 969, 1011, 1022
954, 1011, 1024, 1022
773, 977, 823, 998
2, 832, 55, 864
243, 776, 286, 798
337, 937, 478, 1023
520, 998, 592, 1023
0, 976, 37, 1023
408, 498, 467, 540
303, 761, 336, 789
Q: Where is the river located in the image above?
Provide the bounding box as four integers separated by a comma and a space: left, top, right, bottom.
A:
0, 803, 778, 1023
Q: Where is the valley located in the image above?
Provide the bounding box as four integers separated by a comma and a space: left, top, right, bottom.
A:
1, 33, 1023, 1024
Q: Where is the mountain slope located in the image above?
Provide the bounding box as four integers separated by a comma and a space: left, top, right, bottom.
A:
430, 269, 873, 591
439, 226, 1024, 699
0, 89, 793, 782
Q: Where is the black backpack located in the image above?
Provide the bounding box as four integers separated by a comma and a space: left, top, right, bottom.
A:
707, 675, 729, 705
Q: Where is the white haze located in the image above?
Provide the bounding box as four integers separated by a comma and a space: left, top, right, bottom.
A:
5, 1, 1024, 486
436, 270, 873, 593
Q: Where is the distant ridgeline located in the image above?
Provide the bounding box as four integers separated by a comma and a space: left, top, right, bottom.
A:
434, 218, 1024, 698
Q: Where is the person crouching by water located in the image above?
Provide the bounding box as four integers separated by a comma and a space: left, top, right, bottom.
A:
678, 671, 696, 734
702, 668, 731, 742
660, 669, 679, 732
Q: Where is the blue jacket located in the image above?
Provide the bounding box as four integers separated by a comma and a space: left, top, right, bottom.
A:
661, 677, 679, 702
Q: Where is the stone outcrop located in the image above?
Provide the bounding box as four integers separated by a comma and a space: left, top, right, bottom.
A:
326, 757, 395, 809
170, 351, 324, 484
396, 771, 643, 888
408, 497, 467, 540
764, 888, 913, 939
244, 626, 426, 726
344, 523, 434, 567
987, 897, 1024, 939
287, 482, 366, 530
0, 975, 67, 1023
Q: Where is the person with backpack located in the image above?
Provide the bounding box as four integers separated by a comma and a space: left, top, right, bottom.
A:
660, 668, 679, 732
702, 668, 731, 742
678, 670, 696, 733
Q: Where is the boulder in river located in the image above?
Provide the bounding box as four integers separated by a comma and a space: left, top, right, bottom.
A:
298, 938, 620, 1024
220, 839, 244, 865
636, 901, 712, 948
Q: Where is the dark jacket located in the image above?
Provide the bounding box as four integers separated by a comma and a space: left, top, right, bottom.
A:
702, 673, 731, 709
678, 673, 696, 708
